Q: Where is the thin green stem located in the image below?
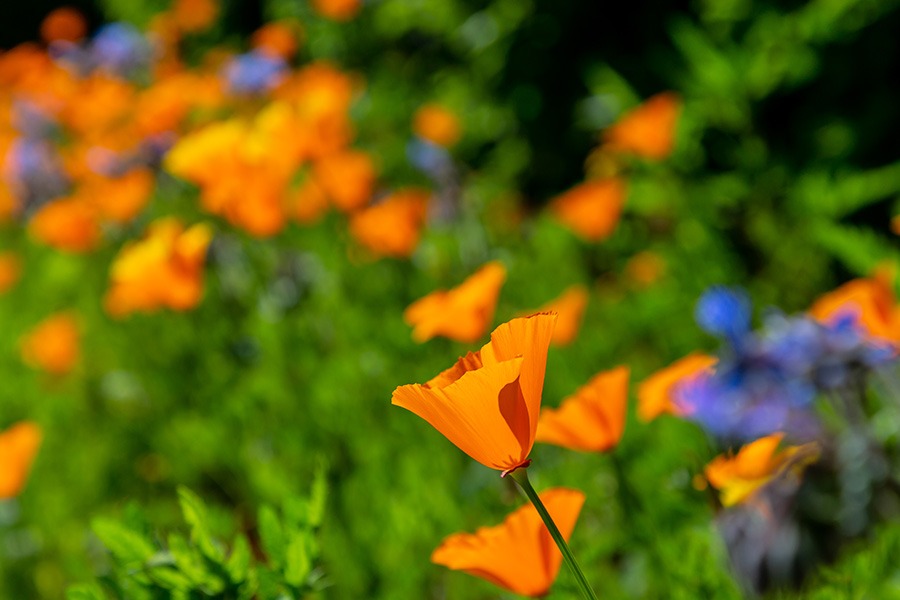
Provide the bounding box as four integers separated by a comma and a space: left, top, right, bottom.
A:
509, 469, 599, 600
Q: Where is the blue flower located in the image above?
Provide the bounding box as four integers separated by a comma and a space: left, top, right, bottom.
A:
695, 286, 752, 344
222, 51, 287, 95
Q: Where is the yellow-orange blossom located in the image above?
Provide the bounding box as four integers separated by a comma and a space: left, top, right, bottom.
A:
392, 312, 557, 475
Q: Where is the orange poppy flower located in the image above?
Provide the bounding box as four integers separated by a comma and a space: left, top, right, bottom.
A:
252, 21, 302, 60
637, 353, 717, 421
392, 312, 557, 474
172, 0, 218, 33
311, 0, 361, 21
0, 252, 21, 295
404, 261, 507, 343
704, 433, 820, 507
530, 285, 589, 346
432, 487, 585, 597
40, 7, 87, 44
536, 366, 628, 452
603, 92, 680, 160
349, 189, 429, 258
550, 178, 626, 242
79, 168, 155, 224
0, 422, 42, 499
809, 270, 900, 343
105, 218, 212, 317
29, 198, 102, 253
413, 104, 461, 148
20, 312, 80, 375
289, 176, 330, 224
313, 150, 376, 212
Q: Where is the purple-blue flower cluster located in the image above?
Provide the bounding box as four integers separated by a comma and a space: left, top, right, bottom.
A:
677, 287, 897, 441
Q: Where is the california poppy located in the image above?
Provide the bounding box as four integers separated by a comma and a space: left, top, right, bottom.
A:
603, 92, 680, 160
536, 366, 628, 452
432, 487, 585, 597
105, 218, 212, 317
392, 312, 557, 475
40, 7, 87, 44
29, 197, 101, 253
637, 353, 717, 421
313, 150, 376, 213
172, 0, 219, 33
704, 433, 819, 507
349, 189, 429, 258
0, 252, 21, 295
530, 285, 589, 346
20, 312, 80, 375
404, 261, 507, 343
413, 104, 461, 148
809, 270, 900, 344
311, 0, 361, 21
252, 21, 302, 60
0, 421, 42, 499
550, 178, 626, 242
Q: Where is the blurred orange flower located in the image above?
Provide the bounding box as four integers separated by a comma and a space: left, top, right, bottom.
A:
314, 150, 376, 212
105, 218, 212, 317
603, 92, 680, 160
40, 7, 87, 44
20, 312, 80, 375
290, 176, 330, 224
404, 261, 507, 343
349, 189, 429, 258
172, 0, 218, 33
0, 252, 21, 295
312, 0, 361, 21
432, 487, 585, 597
252, 21, 302, 60
413, 104, 461, 148
624, 250, 665, 287
29, 197, 101, 253
536, 366, 628, 452
393, 312, 557, 474
550, 178, 626, 242
79, 168, 155, 224
809, 270, 900, 344
0, 422, 42, 499
704, 433, 819, 507
637, 353, 717, 421
531, 285, 589, 346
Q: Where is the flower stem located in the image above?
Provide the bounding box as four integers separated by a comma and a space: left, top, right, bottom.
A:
509, 469, 599, 600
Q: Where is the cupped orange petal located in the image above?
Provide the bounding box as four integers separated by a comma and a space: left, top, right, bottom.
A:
550, 178, 626, 242
809, 271, 900, 344
431, 487, 586, 597
537, 365, 629, 452
637, 353, 716, 421
20, 312, 80, 375
349, 189, 429, 258
603, 92, 680, 160
0, 422, 42, 499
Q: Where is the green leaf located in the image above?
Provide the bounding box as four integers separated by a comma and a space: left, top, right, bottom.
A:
284, 531, 311, 587
258, 505, 285, 569
308, 465, 328, 529
147, 566, 193, 591
91, 518, 156, 566
813, 222, 900, 277
66, 583, 107, 600
226, 534, 252, 584
167, 533, 209, 586
177, 486, 224, 562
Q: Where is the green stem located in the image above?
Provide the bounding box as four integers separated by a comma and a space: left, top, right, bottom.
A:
509, 469, 599, 600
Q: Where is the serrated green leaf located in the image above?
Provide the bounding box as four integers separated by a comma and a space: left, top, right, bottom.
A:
258, 505, 284, 568
66, 583, 107, 600
284, 531, 311, 587
147, 565, 193, 591
167, 533, 209, 586
177, 486, 224, 562
91, 518, 156, 566
226, 534, 252, 584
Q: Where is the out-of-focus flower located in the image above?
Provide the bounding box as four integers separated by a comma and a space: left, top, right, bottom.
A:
172, 0, 218, 33
349, 189, 429, 258
89, 23, 152, 79
40, 7, 87, 44
0, 422, 42, 499
809, 271, 900, 344
392, 313, 557, 474
312, 0, 361, 21
0, 252, 22, 294
29, 197, 101, 253
404, 261, 507, 343
529, 285, 589, 346
105, 218, 212, 317
20, 312, 80, 375
433, 489, 584, 597
413, 104, 461, 148
537, 366, 628, 452
696, 286, 752, 345
4, 137, 70, 207
637, 353, 717, 421
78, 168, 154, 223
252, 21, 302, 60
313, 150, 376, 212
603, 92, 680, 160
289, 176, 329, 224
624, 250, 665, 287
550, 178, 626, 242
222, 50, 287, 95
60, 73, 134, 138
704, 433, 819, 507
